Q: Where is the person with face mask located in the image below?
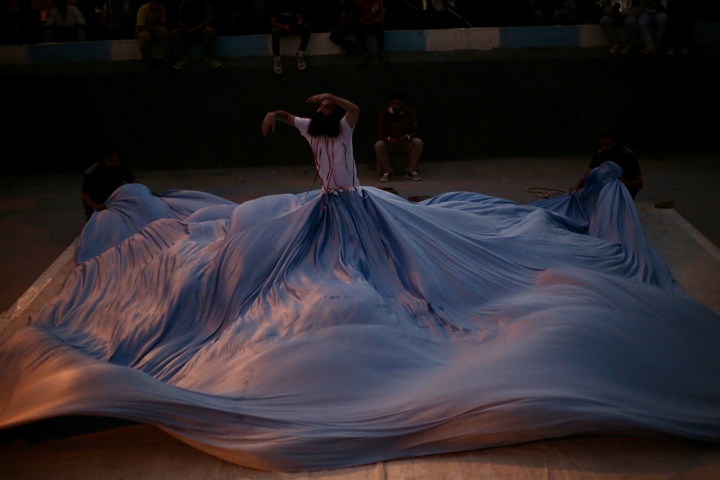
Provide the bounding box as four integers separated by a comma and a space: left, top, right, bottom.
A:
375, 91, 423, 182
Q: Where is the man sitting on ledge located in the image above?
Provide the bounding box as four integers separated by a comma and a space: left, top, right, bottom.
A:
44, 0, 86, 42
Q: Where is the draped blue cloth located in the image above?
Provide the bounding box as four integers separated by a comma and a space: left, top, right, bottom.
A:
1, 162, 719, 471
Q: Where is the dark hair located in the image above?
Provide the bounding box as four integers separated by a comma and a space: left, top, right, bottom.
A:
95, 143, 119, 160
308, 106, 346, 138
600, 128, 624, 144
388, 91, 405, 102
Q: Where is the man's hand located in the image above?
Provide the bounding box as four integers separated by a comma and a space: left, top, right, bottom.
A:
262, 112, 276, 137
386, 135, 411, 144
307, 93, 330, 104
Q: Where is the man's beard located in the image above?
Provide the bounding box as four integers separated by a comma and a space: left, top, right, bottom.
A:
308, 109, 344, 138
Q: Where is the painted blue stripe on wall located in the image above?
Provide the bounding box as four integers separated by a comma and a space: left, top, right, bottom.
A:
542, 26, 579, 47
218, 35, 268, 57
385, 29, 426, 52
29, 41, 110, 64
501, 27, 544, 49
501, 26, 578, 49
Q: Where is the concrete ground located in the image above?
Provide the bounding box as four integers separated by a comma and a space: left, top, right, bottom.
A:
1, 155, 720, 478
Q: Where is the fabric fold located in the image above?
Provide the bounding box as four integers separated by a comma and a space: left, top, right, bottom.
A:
1, 161, 718, 472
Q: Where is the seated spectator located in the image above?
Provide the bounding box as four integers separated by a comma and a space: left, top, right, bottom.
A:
599, 0, 640, 54
572, 128, 643, 199
97, 0, 134, 39
329, 0, 359, 57
551, 0, 576, 25
375, 91, 423, 182
638, 0, 668, 54
170, 0, 221, 70
355, 0, 387, 65
81, 145, 136, 220
43, 0, 86, 42
268, 0, 312, 74
664, 0, 694, 55
571, 0, 605, 25
4, 0, 43, 45
136, 0, 171, 68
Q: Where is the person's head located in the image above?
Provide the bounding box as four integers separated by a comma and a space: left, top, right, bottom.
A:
55, 0, 68, 14
96, 145, 120, 168
308, 100, 346, 138
599, 128, 623, 151
149, 0, 163, 12
387, 91, 405, 114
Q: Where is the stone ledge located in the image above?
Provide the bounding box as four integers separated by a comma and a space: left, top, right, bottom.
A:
1, 24, 717, 66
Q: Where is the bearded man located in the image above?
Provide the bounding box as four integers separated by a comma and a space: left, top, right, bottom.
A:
262, 93, 360, 192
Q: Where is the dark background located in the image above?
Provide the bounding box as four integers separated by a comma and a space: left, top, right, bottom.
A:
3, 48, 719, 176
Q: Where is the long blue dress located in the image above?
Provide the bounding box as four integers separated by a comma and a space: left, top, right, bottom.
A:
0, 161, 718, 472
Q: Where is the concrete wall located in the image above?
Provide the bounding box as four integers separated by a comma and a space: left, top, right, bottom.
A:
2, 25, 719, 175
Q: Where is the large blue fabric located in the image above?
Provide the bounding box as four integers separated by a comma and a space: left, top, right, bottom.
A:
1, 162, 718, 471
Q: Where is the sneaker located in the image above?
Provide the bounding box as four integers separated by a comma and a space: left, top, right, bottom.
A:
378, 52, 389, 64
297, 53, 306, 70
621, 44, 632, 55
359, 53, 372, 65
379, 172, 391, 182
173, 57, 188, 70
273, 57, 283, 74
206, 57, 221, 69
406, 171, 422, 181
608, 44, 620, 55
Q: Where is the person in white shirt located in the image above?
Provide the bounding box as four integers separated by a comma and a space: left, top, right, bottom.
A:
262, 93, 360, 192
44, 0, 86, 42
